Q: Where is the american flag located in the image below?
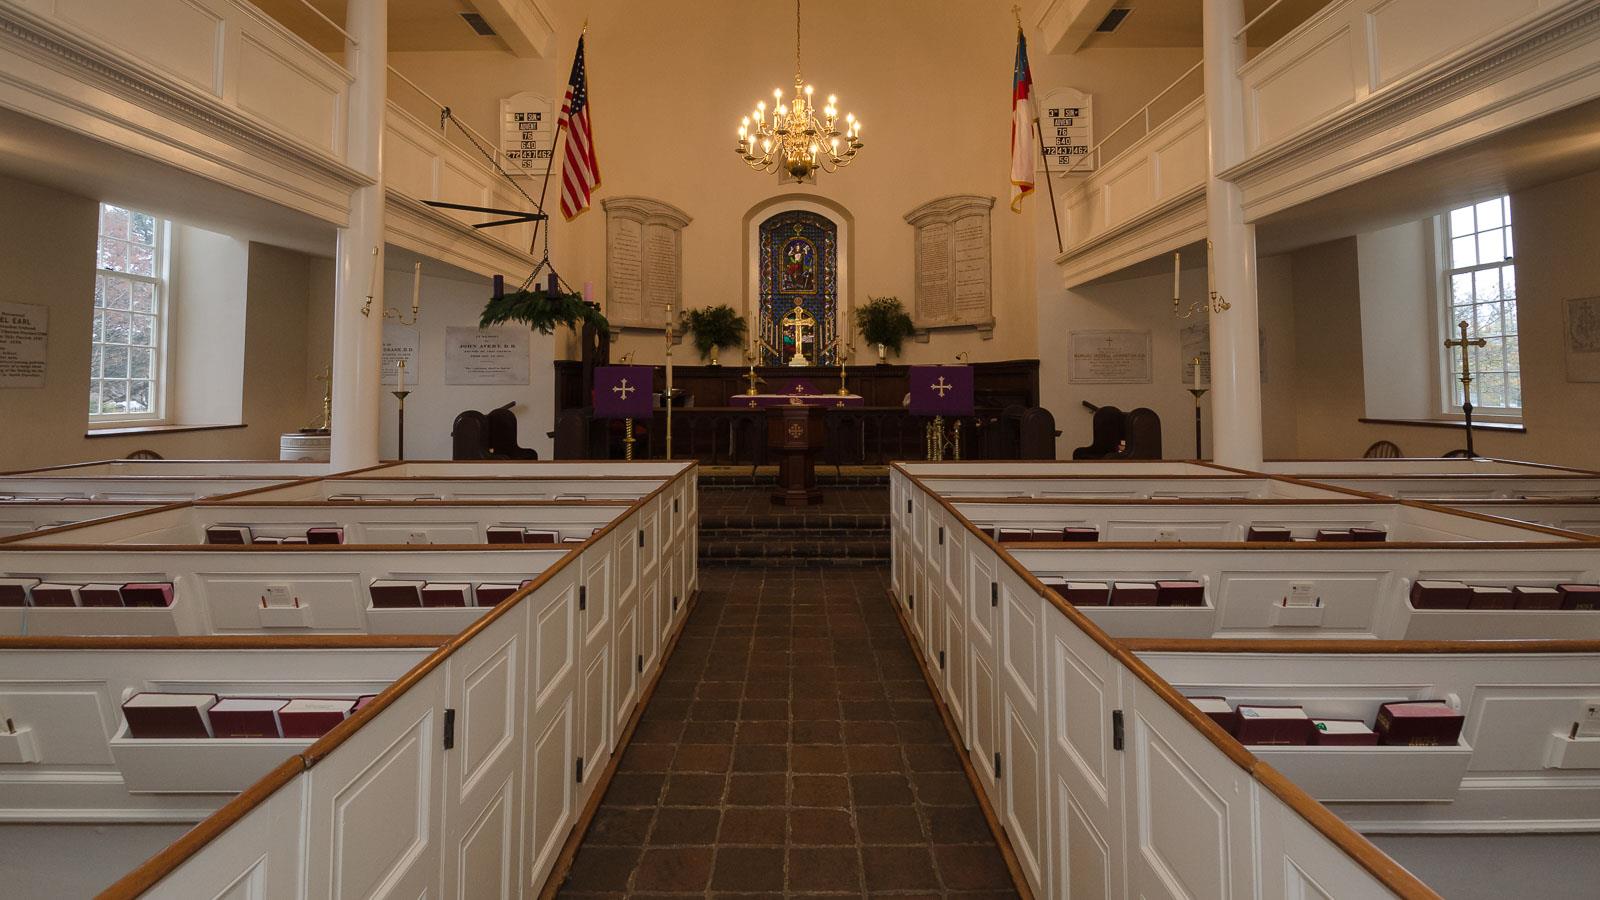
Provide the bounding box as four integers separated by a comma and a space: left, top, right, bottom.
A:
559, 35, 599, 220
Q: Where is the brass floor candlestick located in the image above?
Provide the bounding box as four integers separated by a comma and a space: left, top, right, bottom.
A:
391, 390, 411, 460
927, 415, 946, 461
1188, 388, 1208, 460
623, 417, 636, 461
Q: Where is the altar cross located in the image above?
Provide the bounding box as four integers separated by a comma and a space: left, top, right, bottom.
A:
611, 378, 636, 399
1444, 320, 1488, 456
930, 376, 954, 397
780, 299, 817, 367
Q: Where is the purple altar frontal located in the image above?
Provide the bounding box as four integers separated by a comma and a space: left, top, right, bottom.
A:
732, 393, 865, 409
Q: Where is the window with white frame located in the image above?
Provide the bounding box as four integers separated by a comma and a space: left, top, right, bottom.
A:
1442, 196, 1519, 414
91, 204, 167, 422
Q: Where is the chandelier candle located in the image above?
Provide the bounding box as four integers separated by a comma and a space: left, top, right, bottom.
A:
736, 0, 863, 179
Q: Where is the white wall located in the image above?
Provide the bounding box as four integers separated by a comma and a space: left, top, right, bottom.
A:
169, 225, 247, 427
375, 270, 555, 461
1358, 221, 1436, 420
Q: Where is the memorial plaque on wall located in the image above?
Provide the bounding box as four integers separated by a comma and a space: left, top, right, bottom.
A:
1069, 330, 1151, 384
380, 323, 420, 385
602, 197, 692, 329
904, 195, 995, 337
1563, 296, 1600, 382
500, 92, 554, 174
1179, 321, 1268, 386
1039, 88, 1093, 173
445, 326, 529, 385
0, 301, 47, 388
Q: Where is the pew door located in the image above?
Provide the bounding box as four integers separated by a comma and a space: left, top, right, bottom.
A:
999, 570, 1048, 894
966, 546, 1001, 803
941, 524, 968, 737
440, 602, 530, 898
1046, 599, 1125, 898
577, 531, 615, 811
525, 572, 581, 889
889, 476, 904, 597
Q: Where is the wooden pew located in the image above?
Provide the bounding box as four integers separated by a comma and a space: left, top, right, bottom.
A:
90, 465, 701, 900
1128, 640, 1600, 898
0, 474, 315, 503
905, 472, 1360, 500
0, 459, 356, 478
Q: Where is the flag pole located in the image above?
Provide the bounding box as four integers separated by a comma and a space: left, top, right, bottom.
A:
1014, 6, 1062, 253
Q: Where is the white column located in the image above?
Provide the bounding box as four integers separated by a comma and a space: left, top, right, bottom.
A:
330, 0, 387, 469
1202, 0, 1263, 468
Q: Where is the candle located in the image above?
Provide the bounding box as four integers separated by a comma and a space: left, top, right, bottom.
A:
583, 281, 593, 302
1192, 357, 1201, 390
367, 246, 380, 299
1173, 251, 1181, 301
411, 261, 421, 314
396, 359, 405, 390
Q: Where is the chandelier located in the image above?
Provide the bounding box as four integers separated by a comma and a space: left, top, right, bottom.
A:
736, 0, 863, 180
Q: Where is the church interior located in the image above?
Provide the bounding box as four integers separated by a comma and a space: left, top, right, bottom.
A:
4, 0, 1600, 896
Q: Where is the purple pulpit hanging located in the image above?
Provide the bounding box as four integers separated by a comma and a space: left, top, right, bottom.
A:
593, 366, 653, 419
908, 365, 975, 417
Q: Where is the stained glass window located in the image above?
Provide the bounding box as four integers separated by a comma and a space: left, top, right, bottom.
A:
758, 211, 838, 366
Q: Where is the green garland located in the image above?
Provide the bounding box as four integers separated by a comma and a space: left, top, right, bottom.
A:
480, 289, 610, 335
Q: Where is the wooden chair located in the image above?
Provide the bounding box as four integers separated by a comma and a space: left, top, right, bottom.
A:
1363, 440, 1402, 458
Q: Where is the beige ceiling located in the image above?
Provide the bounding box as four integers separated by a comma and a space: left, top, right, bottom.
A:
252, 0, 511, 52
1078, 0, 1330, 49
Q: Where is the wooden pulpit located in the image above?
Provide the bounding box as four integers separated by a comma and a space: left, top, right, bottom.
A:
767, 406, 824, 506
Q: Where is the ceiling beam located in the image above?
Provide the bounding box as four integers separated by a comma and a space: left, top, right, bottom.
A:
470, 0, 558, 58
1034, 0, 1119, 55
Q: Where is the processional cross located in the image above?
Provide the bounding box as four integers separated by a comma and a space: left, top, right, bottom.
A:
1444, 320, 1488, 457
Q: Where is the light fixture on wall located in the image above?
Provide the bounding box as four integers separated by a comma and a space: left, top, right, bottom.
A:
735, 0, 863, 180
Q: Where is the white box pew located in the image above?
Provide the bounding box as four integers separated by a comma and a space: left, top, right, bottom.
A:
0, 544, 573, 636
0, 501, 172, 540
9, 500, 633, 547
949, 497, 1572, 544
0, 474, 312, 503
1436, 498, 1600, 536
1, 459, 359, 478
0, 636, 442, 816
370, 460, 693, 478
884, 468, 1433, 897
907, 472, 1361, 500
1004, 542, 1600, 640
93, 474, 699, 900
892, 460, 1225, 477
1252, 457, 1599, 478
238, 474, 673, 503
1276, 472, 1600, 501
1130, 642, 1600, 842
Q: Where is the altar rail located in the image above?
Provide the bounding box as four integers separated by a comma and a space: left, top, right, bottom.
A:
886, 463, 1435, 897
91, 462, 698, 898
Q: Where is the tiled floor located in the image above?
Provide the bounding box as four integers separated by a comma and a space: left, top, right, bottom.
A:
558, 566, 1019, 899
698, 487, 889, 518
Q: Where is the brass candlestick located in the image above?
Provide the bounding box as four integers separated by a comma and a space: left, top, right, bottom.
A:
623, 417, 636, 460
391, 390, 411, 459
836, 342, 852, 396
744, 347, 763, 396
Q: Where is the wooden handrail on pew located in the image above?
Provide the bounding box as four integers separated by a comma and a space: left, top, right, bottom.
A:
1120, 637, 1600, 654
92, 460, 698, 898
0, 635, 454, 650
893, 462, 1444, 899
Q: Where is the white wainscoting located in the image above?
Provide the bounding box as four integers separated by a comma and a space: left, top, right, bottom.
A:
101, 471, 696, 897
890, 466, 1423, 898
1230, 0, 1600, 219
0, 0, 365, 222
1054, 99, 1208, 289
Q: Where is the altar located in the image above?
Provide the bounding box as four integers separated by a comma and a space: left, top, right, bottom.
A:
729, 377, 864, 409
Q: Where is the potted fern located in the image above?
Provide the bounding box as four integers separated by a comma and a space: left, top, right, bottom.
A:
480, 284, 610, 335
681, 304, 747, 366
853, 295, 915, 363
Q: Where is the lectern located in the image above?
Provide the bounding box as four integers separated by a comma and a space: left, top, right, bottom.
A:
767, 406, 825, 506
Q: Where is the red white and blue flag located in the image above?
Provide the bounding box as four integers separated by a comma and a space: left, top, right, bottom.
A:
1009, 28, 1035, 212
559, 34, 599, 220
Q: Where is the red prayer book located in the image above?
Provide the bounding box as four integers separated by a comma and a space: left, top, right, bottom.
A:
1109, 582, 1158, 607
1348, 527, 1387, 542
278, 698, 356, 738
1558, 584, 1600, 610
1513, 586, 1562, 610
306, 527, 345, 545
1062, 582, 1110, 607
1156, 580, 1204, 607
1311, 718, 1378, 745
204, 525, 252, 545
1062, 527, 1099, 542
1409, 580, 1470, 610
121, 582, 174, 608
122, 692, 217, 738
369, 579, 424, 608
1188, 697, 1239, 734
486, 526, 525, 545
1468, 586, 1516, 610
1246, 526, 1293, 542
420, 582, 470, 608
1375, 701, 1464, 746
996, 528, 1032, 543
475, 583, 523, 607
525, 530, 560, 544
29, 582, 81, 607
1235, 705, 1313, 745
79, 583, 125, 608
1315, 529, 1353, 542
0, 578, 39, 607
208, 698, 287, 738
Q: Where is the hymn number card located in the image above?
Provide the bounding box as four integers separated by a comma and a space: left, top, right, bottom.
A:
500, 92, 555, 174
1040, 88, 1093, 174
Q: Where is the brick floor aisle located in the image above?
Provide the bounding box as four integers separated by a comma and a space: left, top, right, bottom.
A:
558, 565, 1020, 898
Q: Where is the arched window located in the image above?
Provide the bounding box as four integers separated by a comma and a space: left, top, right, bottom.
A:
757, 210, 838, 366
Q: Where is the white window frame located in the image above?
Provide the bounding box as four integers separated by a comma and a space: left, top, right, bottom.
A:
89, 205, 172, 427
1435, 196, 1520, 420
